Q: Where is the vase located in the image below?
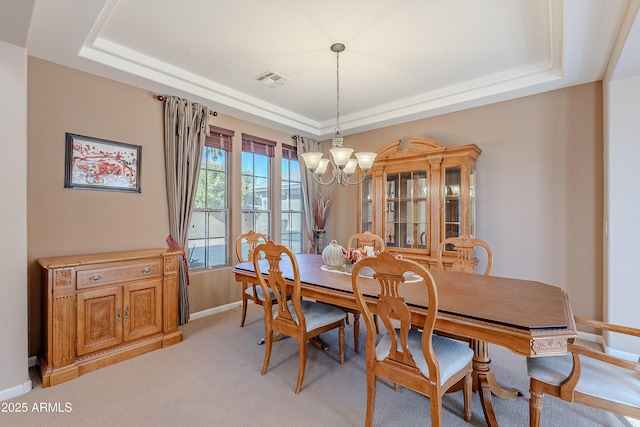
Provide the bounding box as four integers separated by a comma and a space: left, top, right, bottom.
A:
322, 239, 345, 268
313, 229, 327, 254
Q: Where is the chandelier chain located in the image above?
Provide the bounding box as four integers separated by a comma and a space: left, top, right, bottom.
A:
335, 47, 340, 135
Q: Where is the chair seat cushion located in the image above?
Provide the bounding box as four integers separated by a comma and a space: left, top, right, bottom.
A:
376, 329, 473, 385
274, 300, 346, 332
245, 286, 275, 301
527, 353, 640, 407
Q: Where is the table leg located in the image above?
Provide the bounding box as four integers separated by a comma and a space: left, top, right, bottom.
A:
471, 339, 521, 427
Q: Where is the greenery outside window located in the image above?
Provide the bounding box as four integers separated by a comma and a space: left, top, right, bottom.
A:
281, 144, 303, 253
188, 126, 233, 269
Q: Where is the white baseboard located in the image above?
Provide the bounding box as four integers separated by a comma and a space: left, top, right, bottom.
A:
0, 379, 32, 402
28, 355, 38, 368
189, 301, 241, 320
577, 331, 639, 361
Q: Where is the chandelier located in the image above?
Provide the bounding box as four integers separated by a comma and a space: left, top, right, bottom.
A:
300, 43, 377, 186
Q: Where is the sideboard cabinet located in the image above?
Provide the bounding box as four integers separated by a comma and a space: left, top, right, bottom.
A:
359, 138, 481, 268
38, 249, 183, 387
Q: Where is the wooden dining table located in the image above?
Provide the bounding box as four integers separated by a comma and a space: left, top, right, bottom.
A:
233, 254, 577, 427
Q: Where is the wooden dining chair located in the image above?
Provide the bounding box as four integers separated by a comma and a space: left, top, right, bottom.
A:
436, 235, 492, 276
347, 231, 386, 252
235, 230, 269, 327
341, 231, 386, 351
352, 251, 473, 426
253, 240, 346, 394
527, 315, 640, 426
436, 236, 519, 403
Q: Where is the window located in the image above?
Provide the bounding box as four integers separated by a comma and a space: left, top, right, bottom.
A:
241, 134, 274, 237
281, 144, 304, 253
188, 127, 233, 269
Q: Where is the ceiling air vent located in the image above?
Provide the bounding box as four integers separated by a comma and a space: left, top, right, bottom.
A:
254, 70, 289, 88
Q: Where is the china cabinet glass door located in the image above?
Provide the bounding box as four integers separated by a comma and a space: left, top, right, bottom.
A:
385, 171, 428, 249
360, 176, 373, 233
469, 166, 476, 238
443, 166, 461, 250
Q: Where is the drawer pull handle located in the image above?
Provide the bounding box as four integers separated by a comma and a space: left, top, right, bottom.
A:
89, 274, 103, 282
141, 267, 152, 275
125, 306, 130, 322
117, 308, 121, 323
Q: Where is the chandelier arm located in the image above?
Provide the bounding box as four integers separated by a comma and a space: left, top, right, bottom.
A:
312, 172, 336, 186
341, 173, 369, 186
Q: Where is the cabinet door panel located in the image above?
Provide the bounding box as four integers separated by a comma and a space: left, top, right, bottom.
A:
124, 280, 162, 341
77, 287, 123, 356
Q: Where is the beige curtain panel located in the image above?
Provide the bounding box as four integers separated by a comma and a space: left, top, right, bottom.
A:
164, 96, 210, 324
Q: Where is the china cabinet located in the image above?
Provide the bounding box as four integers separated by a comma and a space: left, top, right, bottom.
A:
358, 138, 481, 268
38, 249, 183, 387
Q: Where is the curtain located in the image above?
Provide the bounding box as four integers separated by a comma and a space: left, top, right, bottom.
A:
294, 135, 322, 253
164, 96, 210, 325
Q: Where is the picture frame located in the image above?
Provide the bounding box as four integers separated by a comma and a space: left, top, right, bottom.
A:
64, 133, 142, 193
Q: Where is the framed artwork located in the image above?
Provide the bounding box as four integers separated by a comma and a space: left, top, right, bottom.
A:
64, 133, 142, 193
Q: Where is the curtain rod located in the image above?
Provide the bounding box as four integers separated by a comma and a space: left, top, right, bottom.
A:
156, 95, 218, 116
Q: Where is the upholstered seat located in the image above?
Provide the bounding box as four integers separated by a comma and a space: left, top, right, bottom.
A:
527, 315, 640, 426
528, 352, 640, 407
376, 330, 474, 386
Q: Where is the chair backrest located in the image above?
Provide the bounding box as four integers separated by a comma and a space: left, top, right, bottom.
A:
352, 251, 441, 386
436, 235, 493, 276
253, 241, 305, 331
235, 230, 268, 263
347, 231, 386, 252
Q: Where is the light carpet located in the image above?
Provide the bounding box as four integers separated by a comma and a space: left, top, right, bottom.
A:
2, 306, 636, 426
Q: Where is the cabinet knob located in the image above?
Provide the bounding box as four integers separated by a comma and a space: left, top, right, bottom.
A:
141, 266, 152, 275
89, 273, 103, 282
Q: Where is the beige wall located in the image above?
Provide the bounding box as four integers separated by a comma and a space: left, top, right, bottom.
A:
330, 83, 603, 321
27, 57, 603, 357
1, 40, 30, 398
26, 58, 292, 355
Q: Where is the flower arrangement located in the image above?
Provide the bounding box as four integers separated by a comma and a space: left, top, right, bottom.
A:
343, 245, 379, 264
343, 247, 365, 264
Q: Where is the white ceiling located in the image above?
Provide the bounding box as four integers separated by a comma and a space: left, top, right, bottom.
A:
1, 0, 639, 139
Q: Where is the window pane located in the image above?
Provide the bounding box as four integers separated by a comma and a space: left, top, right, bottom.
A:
194, 173, 206, 210
188, 145, 228, 270
290, 182, 302, 210
242, 150, 271, 239
254, 155, 269, 178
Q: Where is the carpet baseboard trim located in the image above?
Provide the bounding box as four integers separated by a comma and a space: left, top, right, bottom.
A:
189, 301, 241, 321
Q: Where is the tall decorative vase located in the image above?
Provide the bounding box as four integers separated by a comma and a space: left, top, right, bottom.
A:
313, 229, 327, 254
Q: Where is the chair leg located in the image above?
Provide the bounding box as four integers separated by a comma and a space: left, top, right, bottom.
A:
339, 323, 345, 364
529, 381, 544, 427
365, 372, 376, 427
240, 293, 248, 327
430, 391, 443, 427
463, 370, 472, 422
261, 329, 273, 376
295, 337, 308, 394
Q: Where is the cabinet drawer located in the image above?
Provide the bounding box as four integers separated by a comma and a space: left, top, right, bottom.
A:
77, 259, 161, 289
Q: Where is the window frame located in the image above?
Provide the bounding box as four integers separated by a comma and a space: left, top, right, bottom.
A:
187, 126, 234, 270
280, 143, 304, 253
241, 134, 276, 238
